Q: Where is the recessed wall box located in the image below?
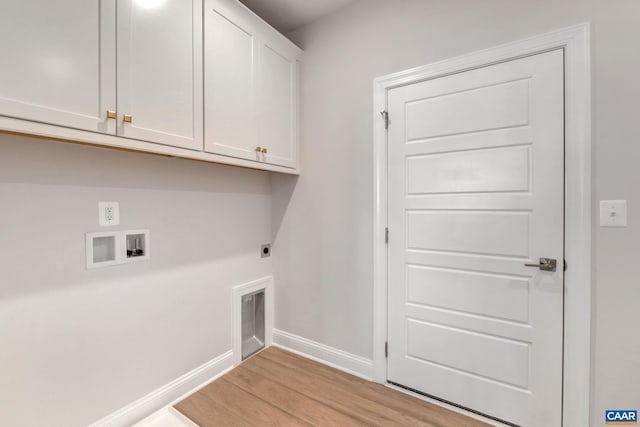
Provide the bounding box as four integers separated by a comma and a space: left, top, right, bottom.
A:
86, 229, 150, 269
232, 277, 273, 366
124, 230, 150, 262
241, 290, 266, 360
86, 231, 119, 269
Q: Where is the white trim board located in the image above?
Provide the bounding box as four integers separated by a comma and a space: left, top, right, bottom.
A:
232, 276, 274, 366
0, 117, 300, 175
88, 350, 233, 427
372, 23, 592, 427
272, 329, 374, 380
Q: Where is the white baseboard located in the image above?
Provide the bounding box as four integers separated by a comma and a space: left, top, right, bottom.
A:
272, 329, 373, 380
89, 350, 234, 427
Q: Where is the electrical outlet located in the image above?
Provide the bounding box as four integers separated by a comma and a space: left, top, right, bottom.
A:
261, 244, 271, 258
99, 202, 120, 226
105, 206, 115, 221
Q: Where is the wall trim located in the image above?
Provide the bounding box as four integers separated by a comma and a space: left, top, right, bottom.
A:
372, 23, 592, 427
272, 329, 374, 380
0, 119, 300, 175
88, 350, 233, 427
232, 276, 274, 366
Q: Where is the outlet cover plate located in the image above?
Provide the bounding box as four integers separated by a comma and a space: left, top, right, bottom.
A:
99, 201, 120, 226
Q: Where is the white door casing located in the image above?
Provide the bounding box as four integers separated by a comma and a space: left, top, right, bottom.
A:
373, 24, 591, 427
117, 0, 203, 150
0, 0, 116, 134
387, 49, 564, 426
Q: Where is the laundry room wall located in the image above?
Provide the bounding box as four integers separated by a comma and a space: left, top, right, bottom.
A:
0, 134, 273, 426
271, 0, 640, 422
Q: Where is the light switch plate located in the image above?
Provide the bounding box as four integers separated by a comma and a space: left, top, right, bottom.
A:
600, 200, 627, 227
99, 201, 120, 226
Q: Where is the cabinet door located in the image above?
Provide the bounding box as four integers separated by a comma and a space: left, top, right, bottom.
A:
257, 39, 298, 168
0, 0, 116, 134
204, 0, 259, 161
117, 0, 203, 150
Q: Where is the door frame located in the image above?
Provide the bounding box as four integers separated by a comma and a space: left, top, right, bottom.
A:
372, 23, 591, 426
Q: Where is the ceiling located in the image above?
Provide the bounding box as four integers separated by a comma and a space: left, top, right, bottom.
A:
239, 0, 355, 34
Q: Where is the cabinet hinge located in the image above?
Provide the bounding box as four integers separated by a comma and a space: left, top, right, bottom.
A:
380, 110, 389, 130
564, 259, 567, 272
385, 341, 388, 358
385, 227, 389, 244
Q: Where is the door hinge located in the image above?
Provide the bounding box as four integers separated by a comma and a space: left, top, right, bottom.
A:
385, 341, 388, 358
385, 227, 389, 244
380, 110, 389, 130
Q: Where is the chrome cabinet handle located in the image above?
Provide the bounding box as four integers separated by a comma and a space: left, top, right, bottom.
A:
524, 257, 557, 272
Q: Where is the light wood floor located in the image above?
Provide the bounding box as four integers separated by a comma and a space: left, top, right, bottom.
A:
175, 346, 491, 427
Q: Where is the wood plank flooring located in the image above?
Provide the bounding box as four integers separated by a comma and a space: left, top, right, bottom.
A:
175, 346, 491, 427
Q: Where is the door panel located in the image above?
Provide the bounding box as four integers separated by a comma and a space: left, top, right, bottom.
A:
387, 49, 564, 426
117, 0, 202, 150
407, 145, 531, 194
407, 211, 531, 256
204, 0, 259, 160
405, 79, 530, 140
406, 265, 530, 323
406, 319, 530, 388
0, 0, 116, 133
258, 43, 297, 168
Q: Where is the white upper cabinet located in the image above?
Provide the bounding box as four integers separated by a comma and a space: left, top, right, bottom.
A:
117, 0, 203, 150
0, 0, 116, 134
0, 0, 300, 173
204, 0, 259, 160
204, 0, 301, 168
258, 38, 299, 169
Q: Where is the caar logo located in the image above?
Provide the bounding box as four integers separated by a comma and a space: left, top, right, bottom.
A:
606, 410, 637, 425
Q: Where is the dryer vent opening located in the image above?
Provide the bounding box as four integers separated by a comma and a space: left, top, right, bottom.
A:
241, 290, 265, 360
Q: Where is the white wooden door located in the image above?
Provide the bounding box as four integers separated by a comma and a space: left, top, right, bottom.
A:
387, 49, 564, 427
204, 0, 260, 161
117, 0, 203, 150
0, 0, 116, 133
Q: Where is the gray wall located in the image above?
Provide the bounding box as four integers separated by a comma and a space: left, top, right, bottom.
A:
273, 0, 640, 422
0, 134, 272, 426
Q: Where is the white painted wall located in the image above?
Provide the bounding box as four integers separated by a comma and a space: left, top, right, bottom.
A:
273, 0, 640, 423
0, 134, 272, 426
